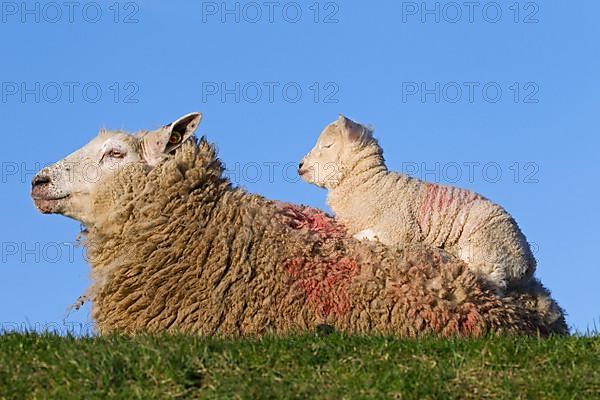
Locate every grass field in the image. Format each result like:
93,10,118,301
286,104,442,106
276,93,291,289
0,332,598,399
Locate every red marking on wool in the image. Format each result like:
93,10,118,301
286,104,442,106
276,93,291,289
418,184,438,226
285,256,360,317
459,304,484,336
418,184,482,228
438,186,448,211
275,202,359,317
276,202,347,238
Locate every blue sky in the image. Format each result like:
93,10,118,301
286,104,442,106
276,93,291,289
0,1,598,334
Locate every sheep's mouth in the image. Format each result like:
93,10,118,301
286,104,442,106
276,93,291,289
31,194,71,214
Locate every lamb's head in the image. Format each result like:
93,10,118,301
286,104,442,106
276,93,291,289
31,112,202,225
298,115,380,189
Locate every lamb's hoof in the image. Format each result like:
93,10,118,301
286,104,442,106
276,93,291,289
315,324,335,336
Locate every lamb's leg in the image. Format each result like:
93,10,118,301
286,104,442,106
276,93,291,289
455,219,536,295
455,242,508,294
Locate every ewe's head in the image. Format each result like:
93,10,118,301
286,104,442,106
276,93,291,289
298,115,377,189
31,112,202,225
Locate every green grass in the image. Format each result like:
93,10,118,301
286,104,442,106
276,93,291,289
0,332,598,399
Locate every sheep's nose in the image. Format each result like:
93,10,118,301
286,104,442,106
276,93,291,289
298,161,304,170
31,174,51,189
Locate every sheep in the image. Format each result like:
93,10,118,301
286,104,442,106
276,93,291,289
300,117,530,286
31,112,568,336
298,115,565,325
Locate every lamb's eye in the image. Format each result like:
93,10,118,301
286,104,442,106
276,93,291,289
322,143,334,149
107,149,125,158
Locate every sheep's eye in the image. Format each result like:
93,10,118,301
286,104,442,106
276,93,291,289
322,143,334,149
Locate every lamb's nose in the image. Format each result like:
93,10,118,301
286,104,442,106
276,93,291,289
298,161,304,170
31,174,51,189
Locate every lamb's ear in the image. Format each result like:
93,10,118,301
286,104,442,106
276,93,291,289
141,112,202,166
338,115,371,144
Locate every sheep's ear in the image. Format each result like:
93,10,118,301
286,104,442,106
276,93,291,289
141,112,202,166
338,115,370,144
163,112,202,152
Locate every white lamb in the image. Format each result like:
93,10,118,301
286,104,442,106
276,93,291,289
299,115,537,293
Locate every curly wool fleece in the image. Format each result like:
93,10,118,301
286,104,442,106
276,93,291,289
83,138,567,336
